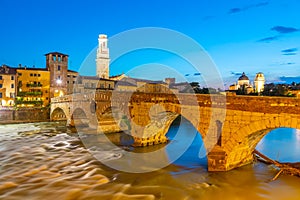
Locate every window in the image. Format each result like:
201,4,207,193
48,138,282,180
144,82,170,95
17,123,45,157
11,84,14,88
0,75,2,80
0,93,2,98
67,81,69,84
10,93,15,98
18,73,22,76
30,73,33,76
58,65,61,71
73,81,75,84
11,76,14,80
46,97,49,100
0,84,2,88
38,74,41,77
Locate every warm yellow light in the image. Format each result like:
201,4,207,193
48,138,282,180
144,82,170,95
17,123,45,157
59,90,64,97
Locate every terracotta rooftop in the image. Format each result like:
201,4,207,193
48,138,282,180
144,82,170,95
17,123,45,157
0,65,17,74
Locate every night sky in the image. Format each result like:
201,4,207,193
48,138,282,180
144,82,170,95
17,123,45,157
1,0,300,87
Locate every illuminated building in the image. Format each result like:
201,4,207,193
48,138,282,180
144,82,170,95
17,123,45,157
0,65,16,106
16,67,50,107
254,72,265,94
96,34,110,79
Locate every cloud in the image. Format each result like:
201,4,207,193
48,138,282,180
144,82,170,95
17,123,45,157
257,36,279,42
228,1,269,14
230,71,243,76
281,48,298,53
228,8,242,14
279,62,295,65
257,26,299,43
283,53,297,56
271,26,299,34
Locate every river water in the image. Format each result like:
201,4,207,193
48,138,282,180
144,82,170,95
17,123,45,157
1,120,300,200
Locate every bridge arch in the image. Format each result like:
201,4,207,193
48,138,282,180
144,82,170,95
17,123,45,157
130,102,210,149
71,107,89,127
51,107,68,121
166,115,208,167
224,115,300,168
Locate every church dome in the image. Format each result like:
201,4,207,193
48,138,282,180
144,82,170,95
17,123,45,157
238,72,249,81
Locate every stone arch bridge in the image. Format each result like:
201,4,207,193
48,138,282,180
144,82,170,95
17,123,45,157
51,91,300,171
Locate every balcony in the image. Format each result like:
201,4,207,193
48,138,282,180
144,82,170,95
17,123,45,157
15,100,43,106
17,91,43,97
26,83,43,88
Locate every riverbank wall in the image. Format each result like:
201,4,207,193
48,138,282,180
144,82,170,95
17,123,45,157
0,107,50,124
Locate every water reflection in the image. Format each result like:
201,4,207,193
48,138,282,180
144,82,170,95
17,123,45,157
165,117,207,172
256,128,300,162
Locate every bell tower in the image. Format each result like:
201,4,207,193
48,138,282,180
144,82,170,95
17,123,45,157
45,52,68,98
96,34,110,79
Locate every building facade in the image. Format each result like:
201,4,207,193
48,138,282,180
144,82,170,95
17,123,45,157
46,52,69,98
16,67,50,107
66,70,79,94
254,72,265,94
0,65,16,106
73,76,115,93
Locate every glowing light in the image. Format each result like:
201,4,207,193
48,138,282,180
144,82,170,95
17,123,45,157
56,79,62,84
59,90,64,97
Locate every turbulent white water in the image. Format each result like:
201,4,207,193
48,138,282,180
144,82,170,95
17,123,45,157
0,122,300,200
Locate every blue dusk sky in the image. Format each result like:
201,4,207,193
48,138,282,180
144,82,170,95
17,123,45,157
1,0,300,87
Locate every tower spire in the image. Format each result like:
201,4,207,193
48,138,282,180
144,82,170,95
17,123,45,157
96,34,110,79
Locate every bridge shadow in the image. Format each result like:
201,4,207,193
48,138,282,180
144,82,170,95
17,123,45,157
166,116,208,170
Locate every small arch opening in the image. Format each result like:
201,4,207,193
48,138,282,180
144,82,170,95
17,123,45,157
72,108,88,127
51,107,67,121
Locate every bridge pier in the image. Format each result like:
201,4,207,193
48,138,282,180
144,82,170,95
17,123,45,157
207,146,254,171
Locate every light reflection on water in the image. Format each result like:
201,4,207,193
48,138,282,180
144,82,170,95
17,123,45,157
0,121,300,200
